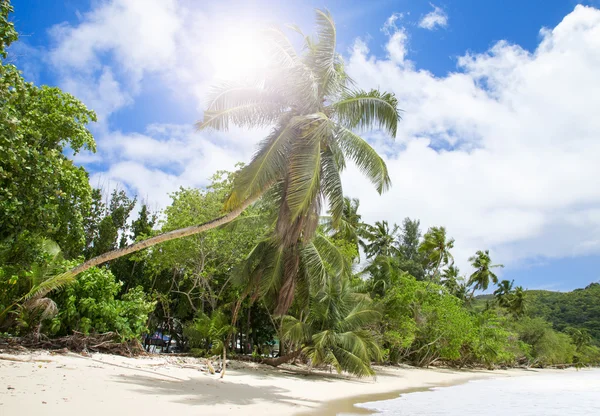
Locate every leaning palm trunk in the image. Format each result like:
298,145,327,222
261,349,303,367
67,194,261,278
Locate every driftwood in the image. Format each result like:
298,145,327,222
0,332,146,357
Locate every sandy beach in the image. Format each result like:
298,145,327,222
0,351,553,416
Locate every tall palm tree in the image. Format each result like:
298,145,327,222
467,250,503,293
418,226,454,281
65,10,401,283
361,220,400,259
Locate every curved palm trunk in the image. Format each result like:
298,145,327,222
68,195,262,277
261,348,303,367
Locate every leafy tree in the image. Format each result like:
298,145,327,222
50,266,155,341
398,218,421,261
84,189,136,259
1,1,96,260
467,250,503,293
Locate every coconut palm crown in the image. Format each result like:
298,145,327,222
197,9,400,248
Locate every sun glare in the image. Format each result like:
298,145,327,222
210,28,270,81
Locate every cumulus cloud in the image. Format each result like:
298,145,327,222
419,4,448,30
344,5,600,271
90,123,269,208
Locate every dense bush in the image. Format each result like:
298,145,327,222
50,266,155,341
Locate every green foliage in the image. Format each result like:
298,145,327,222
527,283,600,345
0,0,17,59
379,275,474,366
468,250,503,292
0,4,596,374
184,310,236,357
0,2,96,260
51,266,155,341
281,276,381,377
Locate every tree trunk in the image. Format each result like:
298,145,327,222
261,348,302,367
220,343,227,379
68,195,261,277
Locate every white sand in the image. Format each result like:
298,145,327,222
0,351,549,416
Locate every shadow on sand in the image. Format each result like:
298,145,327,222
114,372,320,410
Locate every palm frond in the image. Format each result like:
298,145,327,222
338,304,381,333
320,149,344,228
285,115,331,220
281,315,312,344
197,101,283,131
335,126,391,194
204,80,286,112
23,270,76,302
333,89,401,137
225,122,296,209
331,345,376,377
313,9,339,93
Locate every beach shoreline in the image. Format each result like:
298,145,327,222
0,351,569,416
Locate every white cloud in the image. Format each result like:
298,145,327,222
419,4,448,30
382,12,404,35
90,123,269,209
344,5,600,272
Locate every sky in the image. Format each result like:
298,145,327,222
8,0,600,291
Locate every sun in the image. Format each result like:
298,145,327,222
209,26,270,81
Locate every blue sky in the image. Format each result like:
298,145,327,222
8,0,600,291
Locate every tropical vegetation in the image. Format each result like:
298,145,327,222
1,1,599,377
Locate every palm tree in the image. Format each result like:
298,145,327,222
276,276,382,377
493,279,514,308
0,240,71,337
418,226,454,281
322,196,363,260
510,286,526,317
65,10,401,284
361,220,400,259
183,309,236,378
360,254,402,298
467,250,503,293
236,227,350,315
441,265,460,292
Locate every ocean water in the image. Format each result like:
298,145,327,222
357,369,600,416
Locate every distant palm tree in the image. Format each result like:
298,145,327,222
278,276,382,377
494,279,514,308
323,197,363,257
441,265,460,292
66,10,401,288
361,220,400,259
467,250,503,293
510,286,526,317
419,226,454,280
